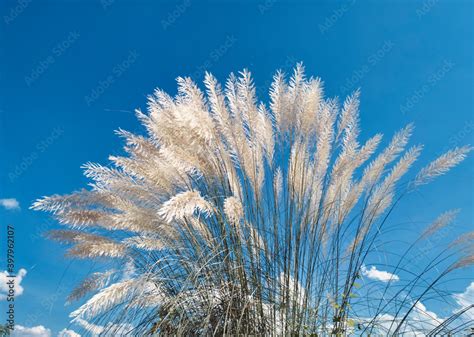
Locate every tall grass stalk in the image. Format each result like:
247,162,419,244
33,65,473,336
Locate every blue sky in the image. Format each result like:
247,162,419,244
0,0,473,335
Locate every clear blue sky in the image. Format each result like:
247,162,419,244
0,0,472,335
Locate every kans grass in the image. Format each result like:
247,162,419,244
33,65,473,336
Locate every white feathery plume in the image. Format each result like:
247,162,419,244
159,145,202,176
323,121,362,217
123,236,166,251
286,63,306,133
274,167,283,201
175,77,216,143
224,73,260,190
114,128,158,157
31,66,472,335
252,139,266,195
313,99,337,179
109,153,180,194
379,145,423,192
450,254,474,271
225,72,240,119
299,77,323,137
322,113,364,225
421,209,459,239
355,134,383,167
224,196,244,226
308,101,336,220
103,202,165,233
31,190,98,214
335,134,384,220
361,124,414,189
224,158,243,200
288,140,310,197
67,270,116,304
256,103,275,164
48,230,127,259
67,241,127,259
158,190,214,222
56,209,107,228
336,90,360,142
269,70,287,131
449,231,474,250
204,72,234,147
366,146,422,221
129,281,166,308
236,69,259,133
414,146,472,186
70,279,142,320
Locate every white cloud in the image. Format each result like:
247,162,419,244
57,329,81,337
0,198,20,210
0,268,27,300
361,264,399,282
356,301,441,336
410,301,442,332
11,325,51,337
453,281,474,319
453,281,474,307
6,325,79,337
74,318,132,336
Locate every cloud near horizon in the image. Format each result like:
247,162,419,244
453,281,474,319
0,268,27,300
361,265,400,282
58,328,81,337
0,198,20,210
9,326,80,337
11,325,51,337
